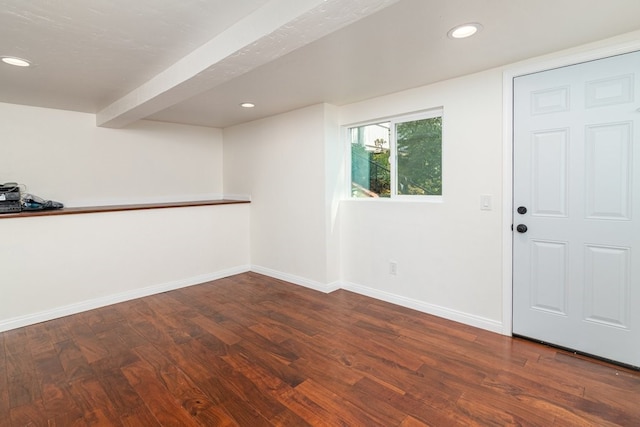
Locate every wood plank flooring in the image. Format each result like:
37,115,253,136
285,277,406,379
2,272,639,426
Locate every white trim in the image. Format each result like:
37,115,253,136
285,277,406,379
250,265,341,293
250,268,503,333
341,107,443,129
341,197,444,204
501,37,640,337
3,264,502,336
501,65,515,336
223,193,252,201
342,281,503,334
0,265,251,333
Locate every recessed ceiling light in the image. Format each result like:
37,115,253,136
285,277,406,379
1,56,31,67
447,23,483,39
240,102,255,108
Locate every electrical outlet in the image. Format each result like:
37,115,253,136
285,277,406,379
389,261,398,275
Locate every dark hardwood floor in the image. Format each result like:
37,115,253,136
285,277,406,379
2,272,639,426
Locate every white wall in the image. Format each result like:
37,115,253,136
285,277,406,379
336,31,640,334
0,103,249,332
0,205,250,331
6,31,637,334
323,103,346,285
1,102,223,206
339,69,505,332
223,104,338,289
221,80,504,331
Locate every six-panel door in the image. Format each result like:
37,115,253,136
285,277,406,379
513,51,640,367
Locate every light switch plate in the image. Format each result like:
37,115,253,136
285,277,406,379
480,194,492,211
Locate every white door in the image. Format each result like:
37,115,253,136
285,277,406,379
513,51,640,367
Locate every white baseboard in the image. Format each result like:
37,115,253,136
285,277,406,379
0,265,251,333
249,267,503,335
2,265,504,337
250,265,341,293
342,281,504,335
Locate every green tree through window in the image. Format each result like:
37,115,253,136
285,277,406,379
396,116,442,195
350,109,442,198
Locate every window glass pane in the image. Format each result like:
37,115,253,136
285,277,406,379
396,116,442,195
350,122,391,198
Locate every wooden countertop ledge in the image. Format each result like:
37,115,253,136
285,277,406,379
0,199,250,219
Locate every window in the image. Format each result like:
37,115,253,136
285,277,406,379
349,109,442,198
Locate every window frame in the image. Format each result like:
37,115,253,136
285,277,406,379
346,108,444,201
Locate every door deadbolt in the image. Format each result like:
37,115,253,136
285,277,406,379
517,206,527,215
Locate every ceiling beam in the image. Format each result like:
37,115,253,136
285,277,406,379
96,0,400,128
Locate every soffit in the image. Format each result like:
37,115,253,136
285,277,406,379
2,0,640,128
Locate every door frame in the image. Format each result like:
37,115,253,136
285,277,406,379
501,34,640,336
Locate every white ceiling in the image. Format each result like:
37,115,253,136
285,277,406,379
2,0,640,129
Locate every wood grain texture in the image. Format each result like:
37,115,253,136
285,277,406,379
2,272,639,426
0,199,249,219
